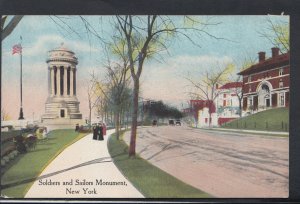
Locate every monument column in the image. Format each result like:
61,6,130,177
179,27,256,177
51,67,55,96
48,67,51,95
57,67,61,96
70,67,74,96
64,66,68,96
73,68,76,95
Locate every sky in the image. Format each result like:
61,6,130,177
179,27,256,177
1,15,289,120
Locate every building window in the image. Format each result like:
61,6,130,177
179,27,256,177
248,75,252,82
249,98,253,106
279,93,285,106
249,85,252,92
279,68,284,76
279,80,283,88
224,94,226,98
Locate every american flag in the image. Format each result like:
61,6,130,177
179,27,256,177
12,44,22,55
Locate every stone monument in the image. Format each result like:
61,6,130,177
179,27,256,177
41,43,83,127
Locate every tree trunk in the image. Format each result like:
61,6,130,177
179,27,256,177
89,107,92,128
114,111,120,140
1,15,24,41
129,79,139,157
88,99,92,129
119,110,123,129
238,93,243,117
110,110,113,126
126,111,129,129
239,97,242,117
208,101,212,128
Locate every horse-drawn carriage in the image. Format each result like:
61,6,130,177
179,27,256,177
13,126,48,153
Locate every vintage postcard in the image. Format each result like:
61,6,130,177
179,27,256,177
1,15,289,200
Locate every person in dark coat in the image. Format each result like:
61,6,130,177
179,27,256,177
75,124,80,132
92,125,98,140
98,123,104,141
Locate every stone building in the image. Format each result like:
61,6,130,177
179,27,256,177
41,43,83,126
238,47,290,113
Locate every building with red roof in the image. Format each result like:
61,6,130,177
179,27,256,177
238,47,289,112
189,100,216,121
184,100,216,127
216,81,243,125
218,82,243,90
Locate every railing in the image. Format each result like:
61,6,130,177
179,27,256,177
223,121,289,132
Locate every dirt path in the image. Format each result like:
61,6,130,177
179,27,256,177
123,126,288,198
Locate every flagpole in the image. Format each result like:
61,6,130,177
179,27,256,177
18,36,24,120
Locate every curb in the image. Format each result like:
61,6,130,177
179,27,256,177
201,127,289,136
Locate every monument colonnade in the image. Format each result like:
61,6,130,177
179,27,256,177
48,65,77,97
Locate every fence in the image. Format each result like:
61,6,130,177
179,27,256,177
222,120,289,132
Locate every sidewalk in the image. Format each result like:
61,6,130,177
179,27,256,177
25,129,144,198
201,127,289,136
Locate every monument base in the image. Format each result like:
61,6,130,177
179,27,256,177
41,118,85,130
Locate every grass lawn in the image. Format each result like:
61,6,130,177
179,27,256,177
1,129,88,198
108,131,211,198
222,107,289,132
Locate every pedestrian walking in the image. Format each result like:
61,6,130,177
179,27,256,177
75,124,79,132
92,124,98,140
98,123,104,141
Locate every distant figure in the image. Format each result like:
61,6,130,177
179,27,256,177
36,128,43,140
42,127,48,139
98,123,104,141
152,120,157,126
75,124,80,132
92,124,98,140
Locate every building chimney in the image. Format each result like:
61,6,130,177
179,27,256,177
271,47,280,58
258,52,266,62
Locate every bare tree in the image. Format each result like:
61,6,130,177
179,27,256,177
1,108,10,121
42,15,224,156
259,16,289,53
185,63,233,127
90,48,131,139
113,15,225,156
85,73,104,128
1,15,24,41
229,55,256,117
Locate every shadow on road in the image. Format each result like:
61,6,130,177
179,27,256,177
1,155,118,190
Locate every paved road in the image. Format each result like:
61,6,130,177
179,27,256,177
123,126,288,198
25,130,143,198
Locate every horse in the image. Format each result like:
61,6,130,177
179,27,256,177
24,135,37,150
13,135,27,153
